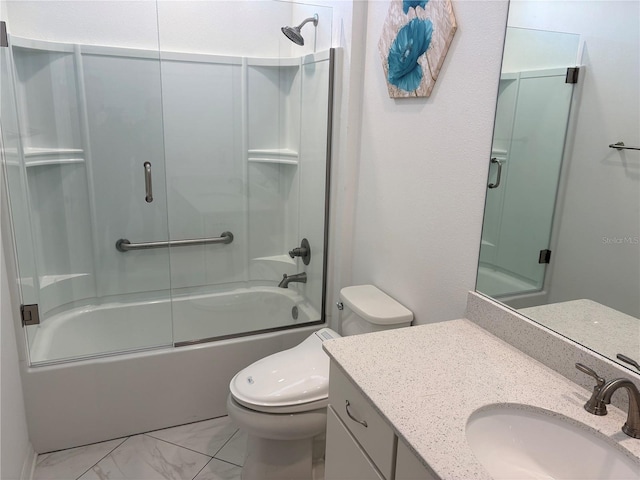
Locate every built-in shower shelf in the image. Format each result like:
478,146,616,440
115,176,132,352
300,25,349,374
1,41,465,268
248,148,299,165
24,148,85,167
20,273,90,289
252,254,297,266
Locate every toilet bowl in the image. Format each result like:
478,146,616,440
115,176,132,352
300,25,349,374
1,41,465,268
227,285,413,480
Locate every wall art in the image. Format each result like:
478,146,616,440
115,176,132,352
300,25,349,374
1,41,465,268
379,0,457,98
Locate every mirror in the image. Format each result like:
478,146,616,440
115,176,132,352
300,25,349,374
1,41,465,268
477,1,640,373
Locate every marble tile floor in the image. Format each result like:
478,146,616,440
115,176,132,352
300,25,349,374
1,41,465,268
33,416,246,480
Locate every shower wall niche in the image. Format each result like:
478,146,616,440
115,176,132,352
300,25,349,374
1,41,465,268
5,32,333,363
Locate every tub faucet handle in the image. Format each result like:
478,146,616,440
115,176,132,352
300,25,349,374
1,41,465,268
576,363,607,415
288,238,311,265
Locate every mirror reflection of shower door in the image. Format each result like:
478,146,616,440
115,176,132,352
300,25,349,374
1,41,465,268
478,67,576,298
2,15,174,365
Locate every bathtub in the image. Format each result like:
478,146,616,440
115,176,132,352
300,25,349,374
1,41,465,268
21,287,324,453
476,265,539,298
476,265,551,309
29,287,317,365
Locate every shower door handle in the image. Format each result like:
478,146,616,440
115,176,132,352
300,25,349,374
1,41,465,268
488,157,502,189
143,162,153,203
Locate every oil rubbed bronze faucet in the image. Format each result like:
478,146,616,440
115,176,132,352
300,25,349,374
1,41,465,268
278,272,307,289
576,363,640,438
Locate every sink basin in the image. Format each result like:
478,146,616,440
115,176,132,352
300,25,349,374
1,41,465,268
466,404,640,480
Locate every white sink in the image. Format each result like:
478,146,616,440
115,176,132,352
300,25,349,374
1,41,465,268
466,404,640,480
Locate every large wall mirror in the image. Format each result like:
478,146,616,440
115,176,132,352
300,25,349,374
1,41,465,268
477,1,640,373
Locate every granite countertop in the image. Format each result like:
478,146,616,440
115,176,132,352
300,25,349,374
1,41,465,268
323,319,640,479
520,299,640,367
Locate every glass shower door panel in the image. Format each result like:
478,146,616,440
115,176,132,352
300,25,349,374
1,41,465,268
298,54,331,318
495,70,574,291
2,3,174,364
479,77,518,267
159,58,245,344
1,37,38,329
78,51,173,357
156,2,333,344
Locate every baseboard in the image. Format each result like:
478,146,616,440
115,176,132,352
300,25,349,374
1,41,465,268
20,443,37,480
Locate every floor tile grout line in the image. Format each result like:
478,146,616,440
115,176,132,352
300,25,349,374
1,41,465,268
210,428,241,458
142,433,216,459
192,457,243,480
191,457,214,480
212,456,244,469
73,436,129,480
145,415,231,436
212,458,243,469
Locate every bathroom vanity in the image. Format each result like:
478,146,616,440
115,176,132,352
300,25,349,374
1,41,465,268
323,318,640,479
325,363,434,479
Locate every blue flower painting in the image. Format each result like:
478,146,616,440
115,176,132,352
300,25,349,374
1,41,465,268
387,18,433,92
403,1,428,14
378,0,457,98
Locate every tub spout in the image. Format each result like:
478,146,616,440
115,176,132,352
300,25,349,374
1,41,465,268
278,272,307,288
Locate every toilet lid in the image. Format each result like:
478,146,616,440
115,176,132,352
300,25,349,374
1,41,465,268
230,328,340,409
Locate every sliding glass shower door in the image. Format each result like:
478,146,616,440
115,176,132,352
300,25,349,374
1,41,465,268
1,0,334,364
155,1,333,345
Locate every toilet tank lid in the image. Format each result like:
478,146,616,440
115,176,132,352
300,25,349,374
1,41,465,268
340,285,413,325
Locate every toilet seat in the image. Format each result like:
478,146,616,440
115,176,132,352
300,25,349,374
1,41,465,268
232,396,328,414
229,328,340,414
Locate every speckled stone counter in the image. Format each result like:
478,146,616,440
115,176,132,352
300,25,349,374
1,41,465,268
323,319,640,479
520,299,640,369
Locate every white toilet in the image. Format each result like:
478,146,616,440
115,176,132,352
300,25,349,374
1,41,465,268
227,285,413,480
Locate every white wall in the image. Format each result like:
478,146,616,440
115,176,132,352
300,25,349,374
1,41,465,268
0,227,31,480
5,0,332,57
509,1,640,317
348,0,509,324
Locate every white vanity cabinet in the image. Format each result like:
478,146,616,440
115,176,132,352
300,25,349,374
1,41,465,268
325,362,437,480
325,407,386,480
395,440,439,480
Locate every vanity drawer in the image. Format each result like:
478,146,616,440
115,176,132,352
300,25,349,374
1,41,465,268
325,406,385,480
328,362,396,479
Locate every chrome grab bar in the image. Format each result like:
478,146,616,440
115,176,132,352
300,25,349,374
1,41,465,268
116,231,233,252
609,142,640,151
488,157,503,189
143,162,153,203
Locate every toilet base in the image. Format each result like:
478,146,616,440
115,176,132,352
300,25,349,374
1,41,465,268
242,436,314,480
227,395,327,480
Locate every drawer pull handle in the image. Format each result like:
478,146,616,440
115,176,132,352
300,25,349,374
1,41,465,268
345,400,368,428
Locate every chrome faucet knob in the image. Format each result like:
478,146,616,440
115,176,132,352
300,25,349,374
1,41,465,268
576,363,607,415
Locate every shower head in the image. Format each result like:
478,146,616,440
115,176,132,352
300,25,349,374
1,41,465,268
281,14,318,46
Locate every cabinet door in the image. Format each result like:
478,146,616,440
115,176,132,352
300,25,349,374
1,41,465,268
325,406,385,480
329,363,396,478
395,439,440,480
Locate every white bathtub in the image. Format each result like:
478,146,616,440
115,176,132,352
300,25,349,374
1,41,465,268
22,287,323,453
29,287,318,365
476,265,539,297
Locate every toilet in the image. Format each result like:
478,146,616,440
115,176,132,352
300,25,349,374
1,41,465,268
227,285,413,480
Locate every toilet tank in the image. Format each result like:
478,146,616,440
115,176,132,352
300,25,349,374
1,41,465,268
339,285,413,336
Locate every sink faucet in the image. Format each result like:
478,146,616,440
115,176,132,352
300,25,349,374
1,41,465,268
576,363,640,439
595,378,640,438
278,272,307,288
